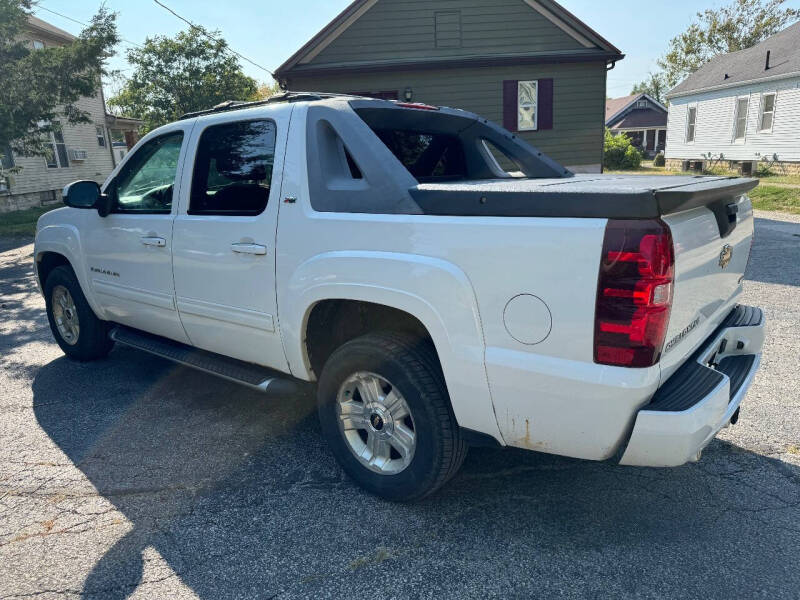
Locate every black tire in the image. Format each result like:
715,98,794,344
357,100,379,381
317,331,467,502
43,265,114,361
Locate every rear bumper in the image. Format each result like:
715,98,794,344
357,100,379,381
620,305,765,467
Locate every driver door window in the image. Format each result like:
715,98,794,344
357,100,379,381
114,132,184,213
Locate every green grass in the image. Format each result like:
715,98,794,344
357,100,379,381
604,162,800,214
606,165,681,176
0,205,58,237
749,184,800,214
758,174,800,186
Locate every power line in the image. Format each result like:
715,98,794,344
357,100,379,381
152,0,275,78
34,5,143,48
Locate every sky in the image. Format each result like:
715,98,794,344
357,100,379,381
30,0,800,100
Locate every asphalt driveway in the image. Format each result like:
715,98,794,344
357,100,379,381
1,211,799,599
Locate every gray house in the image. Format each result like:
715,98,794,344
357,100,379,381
275,0,624,173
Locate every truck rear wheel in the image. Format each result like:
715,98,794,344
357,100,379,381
317,331,466,502
44,265,114,361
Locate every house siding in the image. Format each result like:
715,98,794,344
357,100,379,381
7,92,114,198
308,0,584,66
289,60,607,169
1,23,117,212
665,75,800,163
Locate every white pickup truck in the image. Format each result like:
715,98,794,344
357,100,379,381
35,93,765,501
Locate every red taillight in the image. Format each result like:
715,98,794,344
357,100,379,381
594,219,675,368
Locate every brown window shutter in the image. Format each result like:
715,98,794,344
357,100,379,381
502,80,518,132
538,78,554,130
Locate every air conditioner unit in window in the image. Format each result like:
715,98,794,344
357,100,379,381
69,148,88,161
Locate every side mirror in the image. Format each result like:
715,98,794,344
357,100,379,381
63,180,100,208
62,180,113,217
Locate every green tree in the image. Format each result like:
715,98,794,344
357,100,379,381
109,28,258,132
658,0,800,88
0,0,119,156
631,72,667,105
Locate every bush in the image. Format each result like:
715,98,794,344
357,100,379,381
653,152,666,167
604,129,643,170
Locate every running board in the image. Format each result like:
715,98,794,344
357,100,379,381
109,326,303,394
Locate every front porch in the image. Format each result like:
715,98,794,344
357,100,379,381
611,128,666,158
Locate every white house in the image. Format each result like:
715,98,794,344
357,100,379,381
0,16,142,212
665,21,800,175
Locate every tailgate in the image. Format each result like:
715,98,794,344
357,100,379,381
658,187,756,379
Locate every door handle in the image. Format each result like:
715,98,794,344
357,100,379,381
140,236,166,247
231,243,267,256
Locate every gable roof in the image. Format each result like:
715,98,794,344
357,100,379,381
605,94,638,121
605,93,667,126
27,15,75,43
668,21,800,99
275,0,622,79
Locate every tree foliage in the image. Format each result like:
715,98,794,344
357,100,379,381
109,28,258,132
0,0,119,155
631,72,667,105
256,81,282,99
633,0,800,94
604,129,643,171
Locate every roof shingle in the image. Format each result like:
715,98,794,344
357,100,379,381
668,21,800,98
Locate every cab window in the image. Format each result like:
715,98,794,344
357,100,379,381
113,132,184,213
189,119,276,216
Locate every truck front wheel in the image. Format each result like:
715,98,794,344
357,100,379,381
44,265,114,361
317,331,466,501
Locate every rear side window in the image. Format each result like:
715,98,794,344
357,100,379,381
374,130,466,182
190,119,276,216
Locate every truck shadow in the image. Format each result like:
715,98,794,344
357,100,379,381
33,350,800,599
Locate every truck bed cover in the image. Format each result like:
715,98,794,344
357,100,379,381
408,174,758,220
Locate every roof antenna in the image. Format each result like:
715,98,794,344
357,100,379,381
765,50,771,70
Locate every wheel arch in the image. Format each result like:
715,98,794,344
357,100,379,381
280,251,504,443
36,251,71,290
34,225,106,319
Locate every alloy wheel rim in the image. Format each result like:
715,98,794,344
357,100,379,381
51,285,80,346
336,371,416,475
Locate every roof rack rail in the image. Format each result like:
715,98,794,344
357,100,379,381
178,91,370,120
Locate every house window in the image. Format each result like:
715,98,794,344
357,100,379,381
53,125,69,168
733,97,749,141
96,125,106,147
759,93,776,132
518,80,538,131
31,40,44,50
43,123,69,168
686,106,697,143
637,100,648,109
